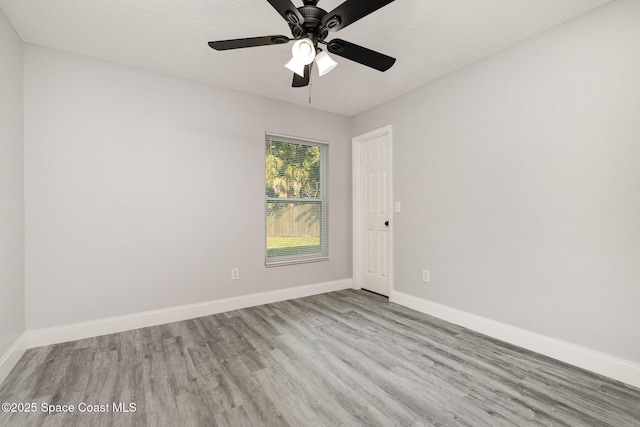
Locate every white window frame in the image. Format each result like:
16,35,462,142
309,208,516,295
265,133,329,266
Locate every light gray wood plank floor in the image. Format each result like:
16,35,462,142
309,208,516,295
1,290,639,426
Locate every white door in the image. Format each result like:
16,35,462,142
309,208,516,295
354,127,392,296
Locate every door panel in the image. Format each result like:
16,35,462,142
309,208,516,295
360,133,390,296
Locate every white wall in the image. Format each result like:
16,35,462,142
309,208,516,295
24,45,351,329
0,9,25,361
353,0,640,363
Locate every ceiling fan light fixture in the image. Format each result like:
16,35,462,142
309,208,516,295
291,38,316,65
209,0,398,89
285,57,306,77
316,50,337,76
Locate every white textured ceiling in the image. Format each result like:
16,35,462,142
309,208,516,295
0,0,613,116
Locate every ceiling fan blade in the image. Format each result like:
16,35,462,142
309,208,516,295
322,0,395,32
292,64,311,87
266,0,305,26
208,35,290,51
326,39,396,72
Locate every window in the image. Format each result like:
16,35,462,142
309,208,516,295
265,133,328,266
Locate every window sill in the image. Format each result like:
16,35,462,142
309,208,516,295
265,256,329,267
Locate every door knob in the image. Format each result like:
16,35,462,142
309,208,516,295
384,221,389,226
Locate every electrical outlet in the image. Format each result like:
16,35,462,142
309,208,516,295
422,269,430,283
231,268,240,280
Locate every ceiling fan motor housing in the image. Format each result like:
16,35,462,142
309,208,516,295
290,4,329,42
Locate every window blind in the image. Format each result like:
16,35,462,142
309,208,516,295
265,133,328,265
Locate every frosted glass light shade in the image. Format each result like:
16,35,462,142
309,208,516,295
285,57,306,77
316,51,337,76
291,39,315,65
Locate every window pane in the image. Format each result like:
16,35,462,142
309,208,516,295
266,141,321,199
266,201,322,259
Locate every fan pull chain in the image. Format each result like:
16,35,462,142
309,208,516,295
308,62,313,104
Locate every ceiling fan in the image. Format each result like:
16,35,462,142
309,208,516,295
208,0,396,88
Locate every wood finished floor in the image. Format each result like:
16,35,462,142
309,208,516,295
1,290,639,426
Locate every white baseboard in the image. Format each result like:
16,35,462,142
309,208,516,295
0,333,29,385
390,290,640,390
29,279,353,348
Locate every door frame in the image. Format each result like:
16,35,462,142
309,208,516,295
352,125,394,296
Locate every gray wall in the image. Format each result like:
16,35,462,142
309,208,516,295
0,10,25,357
353,0,640,363
24,45,351,329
